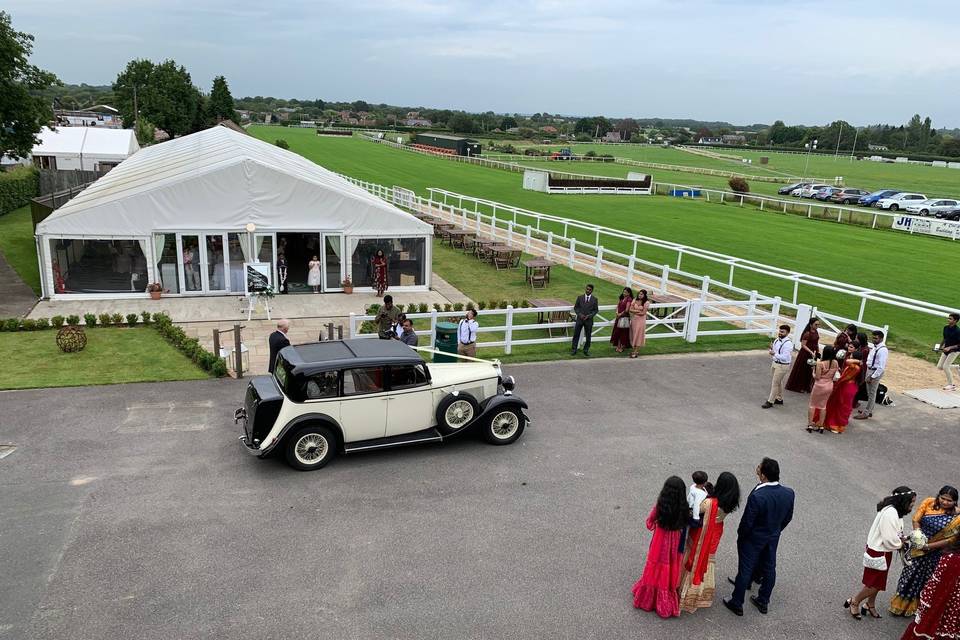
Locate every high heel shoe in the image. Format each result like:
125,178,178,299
817,426,825,434
844,599,862,620
861,604,882,619
806,424,815,433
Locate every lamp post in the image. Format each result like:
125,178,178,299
802,138,818,183
850,127,860,162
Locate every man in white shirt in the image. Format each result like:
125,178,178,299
855,330,888,420
457,309,480,359
762,325,793,409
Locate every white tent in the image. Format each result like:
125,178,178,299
36,126,432,299
31,126,139,171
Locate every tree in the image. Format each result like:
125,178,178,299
351,100,369,113
113,59,203,139
0,12,60,158
500,116,518,130
134,118,156,145
208,75,237,123
447,113,477,133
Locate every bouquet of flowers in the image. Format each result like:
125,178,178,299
900,529,929,565
910,529,928,548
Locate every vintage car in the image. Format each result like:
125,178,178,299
235,339,529,470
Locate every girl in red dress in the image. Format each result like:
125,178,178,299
632,476,688,618
372,249,388,296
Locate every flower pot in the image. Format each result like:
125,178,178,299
149,291,161,300
343,285,353,294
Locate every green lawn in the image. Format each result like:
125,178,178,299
0,326,211,390
0,205,41,294
250,126,956,356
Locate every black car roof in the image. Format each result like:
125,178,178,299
279,339,425,376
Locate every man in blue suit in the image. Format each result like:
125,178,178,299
723,457,795,616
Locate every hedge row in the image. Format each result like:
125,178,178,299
0,311,227,377
0,165,40,215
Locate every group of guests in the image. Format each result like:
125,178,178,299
568,284,652,358
763,320,889,434
845,485,960,639
631,458,795,619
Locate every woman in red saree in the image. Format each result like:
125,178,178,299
632,476,688,618
823,345,862,434
372,249,388,296
901,540,960,640
679,472,741,613
610,287,633,353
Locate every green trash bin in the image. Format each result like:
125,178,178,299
434,322,458,362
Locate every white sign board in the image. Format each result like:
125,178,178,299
522,170,549,193
891,216,960,240
244,262,272,294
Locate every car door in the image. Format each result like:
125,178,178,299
339,366,388,442
384,364,434,437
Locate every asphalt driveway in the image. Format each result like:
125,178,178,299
1,352,955,639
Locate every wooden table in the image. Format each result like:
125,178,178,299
473,237,496,261
529,297,572,335
434,224,456,244
523,258,556,284
649,293,686,318
446,229,474,249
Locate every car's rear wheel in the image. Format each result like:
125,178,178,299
285,425,336,471
436,393,479,435
920,209,929,216
889,204,899,211
483,407,525,445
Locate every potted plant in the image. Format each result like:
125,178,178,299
146,282,165,300
342,275,353,294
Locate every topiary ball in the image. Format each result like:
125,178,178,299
56,325,87,353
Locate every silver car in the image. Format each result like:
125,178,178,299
904,198,960,217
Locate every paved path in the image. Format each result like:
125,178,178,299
0,352,954,639
0,248,37,318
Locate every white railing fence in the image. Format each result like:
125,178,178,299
348,298,782,354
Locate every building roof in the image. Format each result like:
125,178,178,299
36,125,432,238
32,126,139,160
417,133,475,142
216,119,249,135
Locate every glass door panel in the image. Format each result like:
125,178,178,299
226,232,247,293
324,234,343,291
255,233,276,290
155,233,180,293
180,234,202,292
204,233,227,293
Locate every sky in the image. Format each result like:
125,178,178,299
7,0,960,127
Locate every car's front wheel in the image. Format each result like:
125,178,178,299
889,204,899,211
483,407,525,445
920,209,929,216
436,393,480,435
285,425,337,471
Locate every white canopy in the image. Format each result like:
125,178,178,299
36,125,430,238
33,126,139,162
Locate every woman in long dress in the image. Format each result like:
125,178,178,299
372,249,388,296
890,487,960,617
610,287,633,353
786,317,820,392
901,538,960,639
823,341,863,434
307,255,322,293
632,476,687,618
628,290,651,359
808,345,838,432
678,472,741,614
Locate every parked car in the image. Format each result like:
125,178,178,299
814,187,842,201
235,339,529,470
935,208,960,221
778,182,810,195
858,190,901,206
904,198,960,217
797,184,832,198
829,188,871,205
875,192,927,211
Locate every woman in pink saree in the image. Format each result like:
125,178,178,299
632,476,688,618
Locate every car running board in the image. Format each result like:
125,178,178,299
344,427,444,454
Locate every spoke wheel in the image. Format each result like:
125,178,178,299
444,399,475,429
484,407,524,445
285,425,336,471
294,433,328,465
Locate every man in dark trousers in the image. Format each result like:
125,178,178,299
267,319,290,374
570,284,599,356
723,457,795,616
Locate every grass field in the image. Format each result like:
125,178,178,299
0,326,211,390
0,205,41,294
251,126,957,356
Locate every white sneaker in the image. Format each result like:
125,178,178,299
944,384,957,391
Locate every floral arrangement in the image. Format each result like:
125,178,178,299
909,529,928,548
342,275,352,286
146,282,164,293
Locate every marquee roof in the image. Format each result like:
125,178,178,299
32,126,139,160
36,126,431,238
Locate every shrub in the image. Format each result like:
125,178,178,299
21,319,37,331
443,303,453,312
452,302,464,312
111,313,124,325
433,303,442,312
585,150,597,158
465,301,475,310
417,303,429,313
51,315,65,328
4,318,19,331
98,313,112,326
0,165,39,216
477,301,487,310
394,304,404,313
83,313,97,327
275,138,289,149
64,314,79,326
35,318,50,330
511,299,522,308
488,300,500,311
141,311,151,323
126,313,139,327
0,318,8,332
498,300,509,309
211,358,228,377
367,303,381,315
522,299,531,307
728,177,750,193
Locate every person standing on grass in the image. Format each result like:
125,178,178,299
937,313,960,391
458,309,480,359
268,319,290,374
762,325,793,409
610,287,633,354
855,330,888,420
629,289,651,359
570,284,598,357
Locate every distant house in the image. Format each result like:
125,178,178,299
235,110,253,122
337,110,353,121
358,118,377,127
30,126,139,172
604,131,622,143
403,117,432,127
698,136,722,144
722,134,746,145
506,127,520,134
541,125,558,134
216,119,249,136
868,143,889,151
406,111,421,118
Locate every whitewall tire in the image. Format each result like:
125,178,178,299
284,425,336,471
436,393,479,435
483,407,525,445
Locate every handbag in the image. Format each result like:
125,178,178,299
863,551,888,571
617,316,630,329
